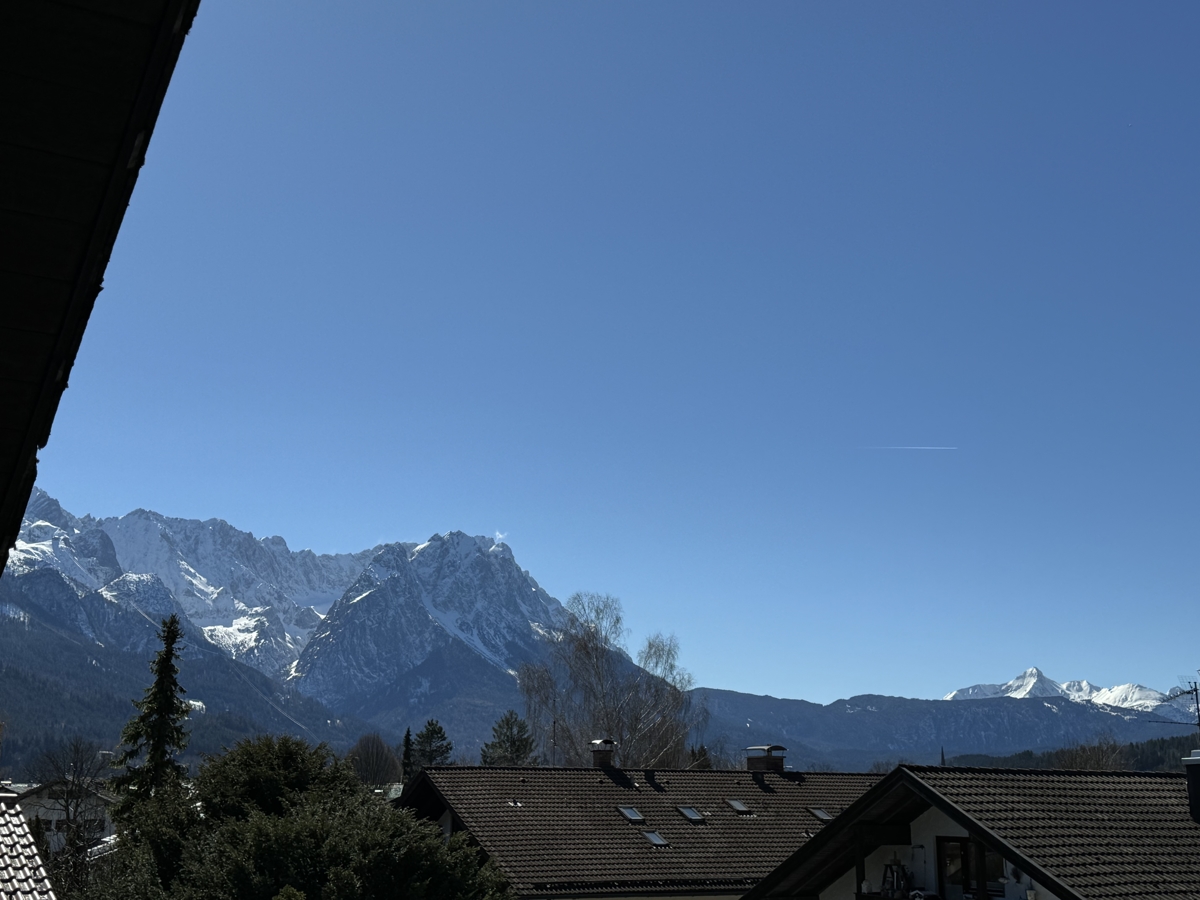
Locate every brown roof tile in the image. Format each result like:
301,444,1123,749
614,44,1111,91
405,767,879,897
909,766,1200,900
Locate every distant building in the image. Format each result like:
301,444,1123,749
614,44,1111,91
398,743,878,900
0,785,56,900
9,781,117,856
744,756,1200,900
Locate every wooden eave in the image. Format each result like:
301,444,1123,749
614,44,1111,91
0,0,203,572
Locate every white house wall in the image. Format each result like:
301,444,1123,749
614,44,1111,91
818,806,1061,900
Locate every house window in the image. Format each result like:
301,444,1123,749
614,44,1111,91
937,838,1004,900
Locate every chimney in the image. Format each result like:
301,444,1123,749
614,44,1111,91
591,738,618,768
1183,750,1200,822
745,745,787,774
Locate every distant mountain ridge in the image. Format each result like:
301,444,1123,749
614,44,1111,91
944,666,1196,723
5,489,1194,770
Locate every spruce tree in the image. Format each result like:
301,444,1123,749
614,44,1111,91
109,614,195,891
113,614,191,801
400,727,414,781
480,710,536,766
412,719,453,775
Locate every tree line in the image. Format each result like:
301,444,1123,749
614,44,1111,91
39,615,511,900
32,589,715,897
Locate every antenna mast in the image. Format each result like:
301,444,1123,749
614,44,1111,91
1176,674,1200,734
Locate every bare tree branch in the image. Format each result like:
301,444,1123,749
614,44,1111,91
519,592,705,768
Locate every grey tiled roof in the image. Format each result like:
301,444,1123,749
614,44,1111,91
0,800,55,900
405,767,879,897
909,766,1200,900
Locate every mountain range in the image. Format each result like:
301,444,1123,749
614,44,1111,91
945,666,1194,716
2,489,1194,775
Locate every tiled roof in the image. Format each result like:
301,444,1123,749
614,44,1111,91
909,766,1200,900
0,799,55,900
405,767,878,897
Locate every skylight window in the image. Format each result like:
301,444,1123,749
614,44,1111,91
618,806,645,824
808,807,834,822
643,831,669,846
725,799,752,814
677,806,705,823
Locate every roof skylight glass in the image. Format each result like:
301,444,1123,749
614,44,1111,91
643,831,669,846
618,806,645,824
677,806,705,823
725,799,751,814
809,807,834,821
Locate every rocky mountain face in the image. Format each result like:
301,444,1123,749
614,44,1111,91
5,490,570,759
10,489,379,677
291,532,568,742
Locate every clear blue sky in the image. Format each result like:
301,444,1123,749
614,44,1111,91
39,2,1199,704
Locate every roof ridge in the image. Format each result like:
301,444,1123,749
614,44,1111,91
904,764,1185,777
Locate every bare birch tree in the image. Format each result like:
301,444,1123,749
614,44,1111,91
518,592,704,768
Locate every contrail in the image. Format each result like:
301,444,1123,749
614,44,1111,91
860,446,958,450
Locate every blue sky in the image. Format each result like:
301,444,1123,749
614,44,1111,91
39,2,1199,703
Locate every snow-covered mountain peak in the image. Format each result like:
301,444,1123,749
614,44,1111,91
945,667,1189,721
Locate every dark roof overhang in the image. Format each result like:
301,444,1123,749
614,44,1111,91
0,0,203,573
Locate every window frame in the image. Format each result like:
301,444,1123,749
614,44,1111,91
936,837,1005,900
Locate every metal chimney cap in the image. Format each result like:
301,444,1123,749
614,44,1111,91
591,738,618,748
745,745,787,755
1182,750,1200,765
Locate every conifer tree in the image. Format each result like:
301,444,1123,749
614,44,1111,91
480,710,536,766
412,719,453,775
400,727,414,781
109,614,195,892
113,614,191,801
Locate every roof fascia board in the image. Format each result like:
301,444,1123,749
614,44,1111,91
0,0,201,570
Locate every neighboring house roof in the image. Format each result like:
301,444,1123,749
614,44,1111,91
0,794,55,900
399,766,879,898
14,780,119,808
0,0,202,573
747,765,1200,900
